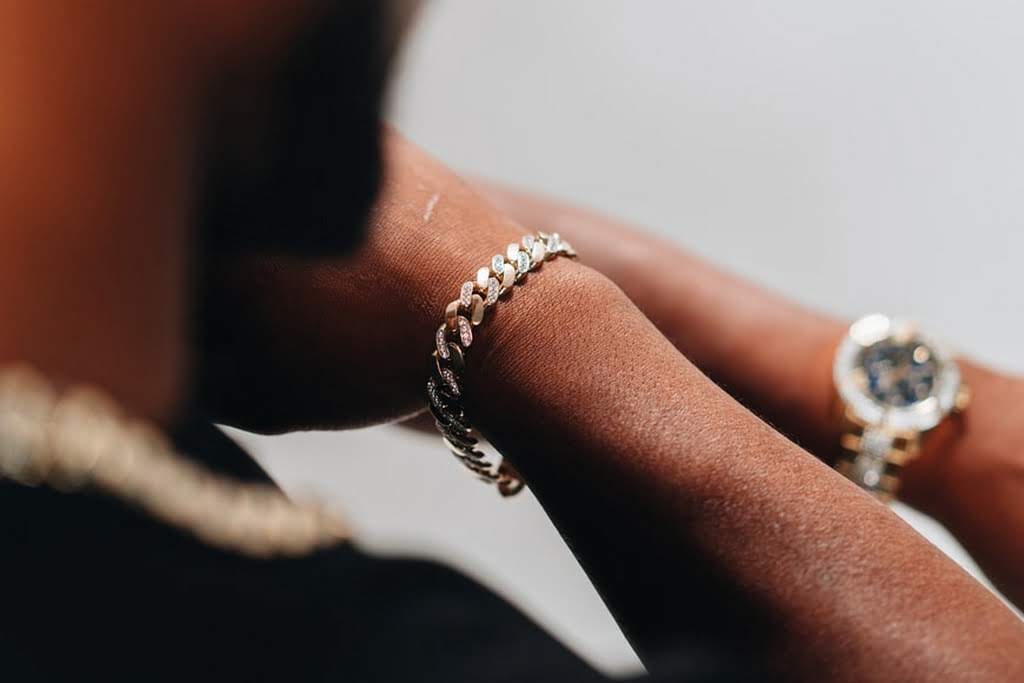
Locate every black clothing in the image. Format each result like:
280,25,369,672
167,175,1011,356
1,420,742,681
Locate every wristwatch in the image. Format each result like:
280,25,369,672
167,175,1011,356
832,314,969,501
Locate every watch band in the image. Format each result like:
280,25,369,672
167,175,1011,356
830,314,969,503
834,409,921,501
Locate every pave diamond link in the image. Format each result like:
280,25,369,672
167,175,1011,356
438,368,460,397
434,325,450,360
859,427,893,460
516,250,531,275
835,418,920,501
426,230,577,497
851,427,895,491
456,317,473,348
485,277,500,306
459,281,474,308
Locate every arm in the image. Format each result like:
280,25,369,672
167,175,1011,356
475,180,1024,611
474,181,846,456
201,134,1024,679
473,263,1022,679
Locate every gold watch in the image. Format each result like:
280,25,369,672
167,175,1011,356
832,314,969,501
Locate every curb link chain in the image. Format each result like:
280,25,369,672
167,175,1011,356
426,231,576,497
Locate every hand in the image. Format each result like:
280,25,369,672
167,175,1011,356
477,180,1024,609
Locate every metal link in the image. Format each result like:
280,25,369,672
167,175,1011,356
426,231,575,497
0,365,348,556
835,415,921,501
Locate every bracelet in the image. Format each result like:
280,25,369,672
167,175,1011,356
426,231,576,496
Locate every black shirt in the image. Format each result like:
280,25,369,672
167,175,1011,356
0,420,744,681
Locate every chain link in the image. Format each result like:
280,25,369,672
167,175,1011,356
0,366,349,556
426,231,576,496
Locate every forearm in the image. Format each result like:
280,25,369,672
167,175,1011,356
201,135,535,431
465,260,1023,679
474,182,1024,610
205,137,1024,676
474,182,845,456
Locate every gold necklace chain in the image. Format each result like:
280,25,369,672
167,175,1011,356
0,365,348,557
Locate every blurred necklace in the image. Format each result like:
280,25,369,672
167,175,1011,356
0,365,348,557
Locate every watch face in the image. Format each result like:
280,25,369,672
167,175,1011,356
858,338,939,408
834,314,960,430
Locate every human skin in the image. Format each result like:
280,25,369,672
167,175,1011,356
202,133,1024,679
475,182,1024,611
0,1,326,423
2,3,1022,679
0,2,200,421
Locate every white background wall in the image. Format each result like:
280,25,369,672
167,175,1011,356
236,2,1024,677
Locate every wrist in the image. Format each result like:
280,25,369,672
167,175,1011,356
898,364,1024,520
464,258,620,394
459,258,660,469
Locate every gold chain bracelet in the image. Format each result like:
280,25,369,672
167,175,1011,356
0,366,348,557
426,231,576,496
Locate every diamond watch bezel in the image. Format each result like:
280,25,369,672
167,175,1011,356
833,313,961,431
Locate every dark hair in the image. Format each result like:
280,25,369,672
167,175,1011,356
198,1,404,258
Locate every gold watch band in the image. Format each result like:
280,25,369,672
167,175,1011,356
830,315,971,502
834,408,922,502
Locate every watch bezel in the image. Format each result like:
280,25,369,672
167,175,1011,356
833,313,961,431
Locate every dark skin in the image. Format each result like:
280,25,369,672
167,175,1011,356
475,182,1024,611
205,134,1024,679
2,2,1022,680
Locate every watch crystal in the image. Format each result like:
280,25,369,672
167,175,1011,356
857,339,939,408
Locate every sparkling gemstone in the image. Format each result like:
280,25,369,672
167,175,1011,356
459,281,474,308
531,240,546,264
547,233,562,253
435,325,450,360
506,243,520,261
491,254,505,275
457,316,473,347
427,377,458,413
426,377,443,407
485,277,500,305
516,250,531,274
860,428,892,459
852,452,886,489
439,368,460,397
521,234,535,251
